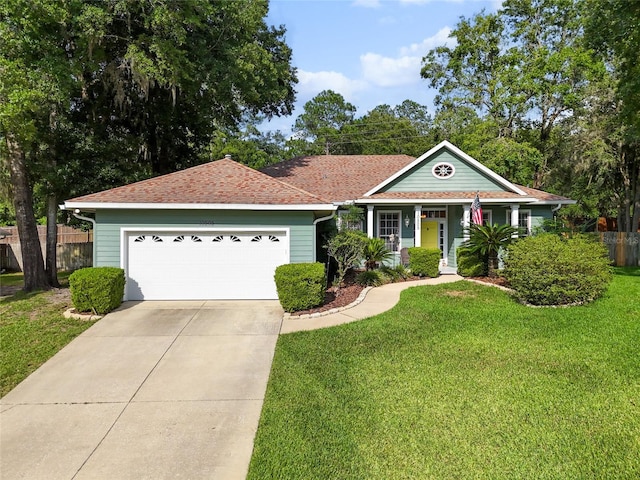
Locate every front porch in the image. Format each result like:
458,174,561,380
355,202,543,269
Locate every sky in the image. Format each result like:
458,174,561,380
262,0,502,134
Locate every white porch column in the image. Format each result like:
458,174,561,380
367,205,374,238
462,205,471,240
414,205,422,247
510,205,520,238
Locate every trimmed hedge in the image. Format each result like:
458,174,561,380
456,247,486,277
274,263,326,313
503,234,612,306
69,267,126,314
408,247,441,277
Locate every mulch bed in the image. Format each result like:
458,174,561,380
469,276,509,287
292,270,433,316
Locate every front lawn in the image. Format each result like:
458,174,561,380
0,273,97,397
249,268,640,479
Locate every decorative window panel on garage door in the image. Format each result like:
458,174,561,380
125,230,289,300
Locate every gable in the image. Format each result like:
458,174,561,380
380,150,509,193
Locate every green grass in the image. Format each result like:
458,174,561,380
249,268,640,479
0,272,96,397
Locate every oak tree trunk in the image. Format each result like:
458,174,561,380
6,135,49,292
45,194,60,287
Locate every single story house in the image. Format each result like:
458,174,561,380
62,141,573,301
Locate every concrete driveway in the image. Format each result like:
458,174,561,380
0,300,283,480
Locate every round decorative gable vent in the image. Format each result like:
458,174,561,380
432,162,455,179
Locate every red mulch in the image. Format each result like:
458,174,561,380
469,276,509,287
294,282,365,316
292,270,424,316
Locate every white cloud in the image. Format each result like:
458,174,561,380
399,27,454,55
297,70,368,102
360,27,454,87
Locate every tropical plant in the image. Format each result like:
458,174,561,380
356,270,386,287
462,223,518,277
363,237,393,270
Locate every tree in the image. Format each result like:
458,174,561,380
584,0,640,231
585,0,640,136
293,90,356,154
1,0,297,290
421,0,604,188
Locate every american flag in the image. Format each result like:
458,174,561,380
471,193,483,225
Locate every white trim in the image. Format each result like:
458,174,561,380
462,205,471,240
377,210,402,252
413,205,422,247
363,140,528,197
367,205,374,239
63,202,336,212
355,197,537,205
120,227,291,301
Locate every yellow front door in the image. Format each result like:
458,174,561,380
421,220,438,249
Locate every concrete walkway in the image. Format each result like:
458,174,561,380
0,300,283,480
281,274,463,333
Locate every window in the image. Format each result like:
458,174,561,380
482,210,492,226
378,211,400,252
431,162,455,179
421,210,447,219
506,209,531,235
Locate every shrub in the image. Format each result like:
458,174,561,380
69,267,126,315
326,230,368,287
503,234,612,306
456,247,486,277
363,237,393,270
356,270,386,287
408,247,441,277
274,263,326,313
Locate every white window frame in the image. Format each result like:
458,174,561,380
431,162,456,179
482,209,492,226
378,210,401,252
506,209,531,235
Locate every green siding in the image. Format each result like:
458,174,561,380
94,209,316,267
383,150,507,193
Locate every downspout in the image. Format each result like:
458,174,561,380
72,209,97,267
313,212,336,287
313,213,335,262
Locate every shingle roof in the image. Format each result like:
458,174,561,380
262,155,572,204
67,158,331,205
261,154,416,202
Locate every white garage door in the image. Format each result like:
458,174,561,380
125,230,288,300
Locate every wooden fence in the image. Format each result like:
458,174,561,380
0,225,93,245
599,232,640,267
1,243,93,272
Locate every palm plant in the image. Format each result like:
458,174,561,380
364,237,393,270
462,223,518,277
